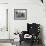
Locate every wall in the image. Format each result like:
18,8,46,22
8,0,46,45
0,0,8,3
0,4,9,39
8,0,42,36
0,0,13,46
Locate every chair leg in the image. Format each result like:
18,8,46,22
30,39,34,46
20,41,21,45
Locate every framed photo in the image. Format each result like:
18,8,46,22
14,9,27,20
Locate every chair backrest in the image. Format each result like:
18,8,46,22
27,23,40,35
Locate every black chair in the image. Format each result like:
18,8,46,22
19,23,40,46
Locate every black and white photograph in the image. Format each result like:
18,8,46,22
0,0,46,46
14,9,27,20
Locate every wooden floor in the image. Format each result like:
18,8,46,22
0,39,14,43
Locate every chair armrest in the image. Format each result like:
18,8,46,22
19,31,27,41
22,31,28,35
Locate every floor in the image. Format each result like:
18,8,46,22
0,43,13,46
19,41,43,46
0,41,43,46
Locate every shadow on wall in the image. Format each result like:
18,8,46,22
40,25,45,46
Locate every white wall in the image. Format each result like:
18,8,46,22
8,0,46,46
0,4,9,39
0,1,13,46
0,0,8,3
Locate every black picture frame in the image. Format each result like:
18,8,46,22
14,9,27,20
